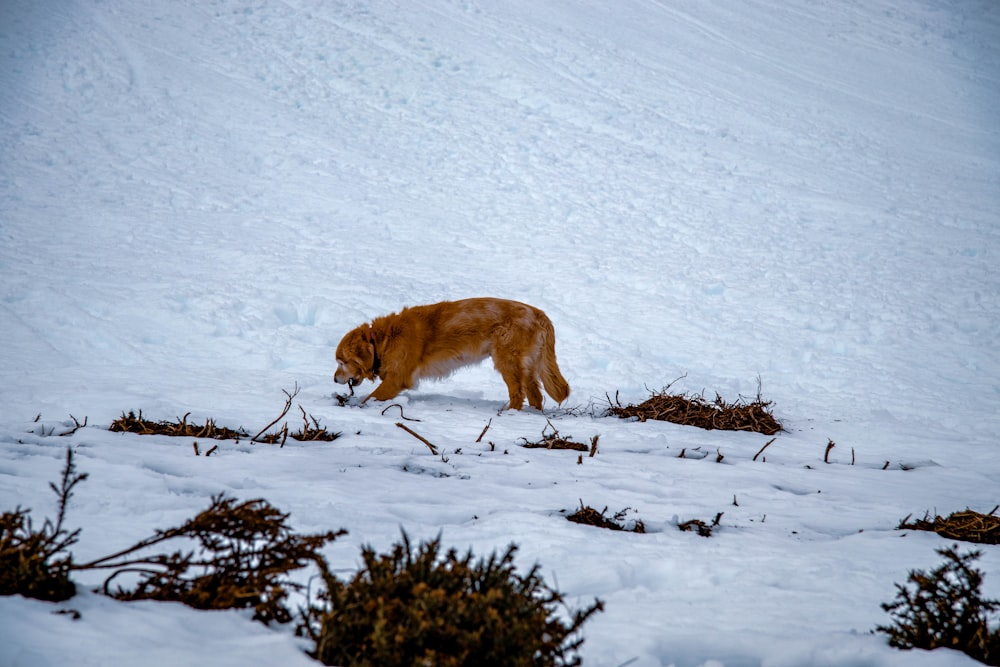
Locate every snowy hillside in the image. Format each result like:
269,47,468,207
1,0,999,665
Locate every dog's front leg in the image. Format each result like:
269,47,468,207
362,377,406,404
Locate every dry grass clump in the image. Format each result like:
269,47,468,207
878,546,1000,665
255,406,343,445
521,421,597,453
566,503,645,533
110,387,341,446
607,383,782,435
110,410,248,440
899,508,1000,545
301,533,603,667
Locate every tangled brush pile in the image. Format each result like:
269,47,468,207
608,386,782,435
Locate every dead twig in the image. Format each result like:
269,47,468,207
476,419,492,443
381,403,420,421
824,439,836,464
252,384,300,443
396,422,438,455
58,415,88,437
753,437,776,462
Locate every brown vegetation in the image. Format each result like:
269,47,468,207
566,503,645,533
521,421,597,453
899,508,1000,545
109,386,340,446
879,546,1000,665
607,384,782,435
0,449,85,602
301,533,603,666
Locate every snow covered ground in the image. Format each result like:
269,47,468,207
1,0,999,665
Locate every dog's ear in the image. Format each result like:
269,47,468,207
366,324,376,345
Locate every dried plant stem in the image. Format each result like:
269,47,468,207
58,415,88,436
476,419,492,443
395,422,438,455
753,437,776,462
824,439,836,463
252,384,299,443
381,403,420,421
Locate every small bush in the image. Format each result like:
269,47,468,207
88,495,345,625
878,546,1000,665
1,449,344,624
302,533,603,667
0,449,85,602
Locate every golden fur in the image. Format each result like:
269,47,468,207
334,298,570,410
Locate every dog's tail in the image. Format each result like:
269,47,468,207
539,317,570,403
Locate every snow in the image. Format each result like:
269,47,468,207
1,0,998,665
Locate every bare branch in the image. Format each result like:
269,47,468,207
395,422,438,455
753,437,776,462
252,384,300,443
475,419,492,443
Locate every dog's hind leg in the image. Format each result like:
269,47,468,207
523,371,544,410
494,358,526,410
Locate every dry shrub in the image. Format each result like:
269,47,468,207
302,533,603,667
521,421,595,452
566,503,645,533
110,410,248,440
0,449,85,602
85,495,345,624
1,450,345,623
254,407,343,445
900,508,1000,545
678,512,724,538
607,384,782,435
878,546,1000,664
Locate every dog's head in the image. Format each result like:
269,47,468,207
334,325,377,387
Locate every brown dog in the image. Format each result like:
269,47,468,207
334,298,569,410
